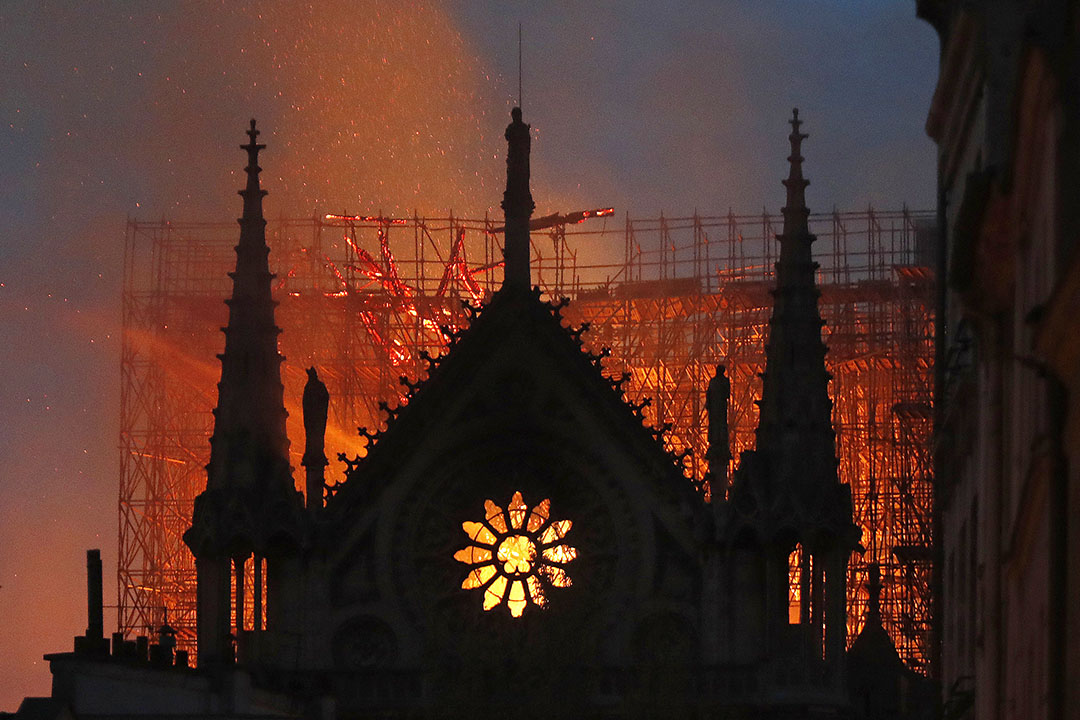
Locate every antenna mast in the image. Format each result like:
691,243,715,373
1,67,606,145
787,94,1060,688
518,23,523,109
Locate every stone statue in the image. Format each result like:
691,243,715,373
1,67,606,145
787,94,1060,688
302,367,329,509
303,367,329,464
502,107,534,215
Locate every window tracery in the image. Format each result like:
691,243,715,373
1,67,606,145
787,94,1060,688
454,491,577,617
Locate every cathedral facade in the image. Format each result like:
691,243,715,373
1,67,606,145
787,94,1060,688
27,110,928,720
176,108,884,717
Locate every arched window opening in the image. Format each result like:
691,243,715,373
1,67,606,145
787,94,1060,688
229,554,267,633
231,556,246,633
819,567,827,659
254,556,266,631
788,543,818,627
787,544,805,624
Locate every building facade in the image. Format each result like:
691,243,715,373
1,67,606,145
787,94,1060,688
918,2,1080,718
18,108,932,719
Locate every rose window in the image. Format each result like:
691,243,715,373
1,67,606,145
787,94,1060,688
454,491,577,617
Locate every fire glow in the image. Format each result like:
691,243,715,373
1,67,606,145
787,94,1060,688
120,208,933,673
455,492,577,618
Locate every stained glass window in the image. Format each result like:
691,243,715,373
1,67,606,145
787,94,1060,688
454,491,577,617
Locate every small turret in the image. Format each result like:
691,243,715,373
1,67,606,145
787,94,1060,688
848,563,937,717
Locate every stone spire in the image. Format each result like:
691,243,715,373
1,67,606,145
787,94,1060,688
753,108,838,504
184,120,301,668
714,112,858,678
501,107,535,290
204,119,291,497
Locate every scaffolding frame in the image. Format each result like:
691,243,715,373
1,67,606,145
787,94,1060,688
119,207,934,672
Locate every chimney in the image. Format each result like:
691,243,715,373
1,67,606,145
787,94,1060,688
86,549,103,641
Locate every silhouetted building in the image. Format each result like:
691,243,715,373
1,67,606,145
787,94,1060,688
19,108,932,720
919,2,1080,719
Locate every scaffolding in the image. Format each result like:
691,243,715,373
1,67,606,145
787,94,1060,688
119,207,935,673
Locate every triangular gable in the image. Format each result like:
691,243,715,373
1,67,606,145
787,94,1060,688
326,287,703,557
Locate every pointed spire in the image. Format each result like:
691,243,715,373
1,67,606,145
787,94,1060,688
205,119,290,494
751,110,842,510
717,113,858,672
501,107,534,290
185,121,300,669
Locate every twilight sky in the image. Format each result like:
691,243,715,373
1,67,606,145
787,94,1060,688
0,0,938,707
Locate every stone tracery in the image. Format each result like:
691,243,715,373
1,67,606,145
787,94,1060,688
455,491,577,617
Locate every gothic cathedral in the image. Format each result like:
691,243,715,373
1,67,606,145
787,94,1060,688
180,109,923,719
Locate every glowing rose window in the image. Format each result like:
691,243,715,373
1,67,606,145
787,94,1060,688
454,491,577,617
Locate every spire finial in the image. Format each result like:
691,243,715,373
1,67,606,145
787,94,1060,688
239,119,267,222
781,108,810,236
242,119,264,167
788,107,807,154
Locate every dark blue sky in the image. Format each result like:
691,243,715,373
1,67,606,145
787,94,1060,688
0,0,938,706
449,0,938,214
